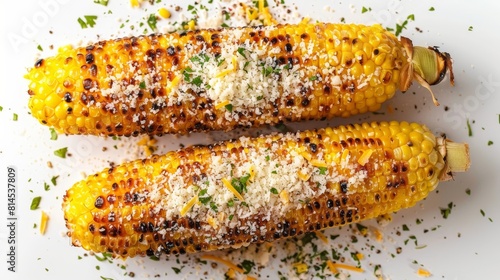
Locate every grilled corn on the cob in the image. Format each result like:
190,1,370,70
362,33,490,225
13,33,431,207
27,23,453,136
63,121,469,257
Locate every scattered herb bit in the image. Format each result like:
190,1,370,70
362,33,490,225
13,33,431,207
488,140,493,146
209,201,218,212
37,45,43,51
429,7,435,11
388,14,415,36
139,81,146,89
225,103,233,112
228,214,234,220
402,224,410,231
468,26,474,31
172,267,182,274
466,118,473,136
466,188,471,195
309,75,318,81
440,202,453,219
416,218,422,225
99,277,114,280
147,14,158,31
361,6,371,13
480,209,485,217
318,167,327,175
231,174,250,194
51,175,59,186
44,182,50,191
95,252,113,262
265,155,270,161
30,196,42,210
241,260,255,274
237,47,247,58
198,189,212,205
33,223,37,228
13,113,18,121
227,199,234,207
270,187,279,194
0,105,3,111
191,76,203,87
49,128,58,140
149,255,160,261
54,147,68,158
78,15,98,29
96,266,101,270
94,0,109,6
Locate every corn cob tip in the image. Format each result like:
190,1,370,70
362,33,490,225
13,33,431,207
400,37,454,106
438,137,470,181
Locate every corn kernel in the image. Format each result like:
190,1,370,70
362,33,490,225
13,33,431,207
158,8,171,19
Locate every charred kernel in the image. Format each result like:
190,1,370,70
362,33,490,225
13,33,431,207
340,180,348,193
85,53,95,64
167,46,175,56
98,226,107,236
89,64,98,76
342,197,348,205
324,85,331,94
313,201,321,209
285,43,293,52
270,37,278,45
139,222,147,233
34,58,44,67
146,249,154,256
392,164,399,173
374,49,380,55
301,98,310,107
66,107,73,114
89,224,95,233
326,199,334,208
300,33,308,39
108,225,118,237
195,35,205,42
107,212,116,222
309,143,317,153
94,196,105,208
83,79,93,90
111,183,118,190
63,92,73,102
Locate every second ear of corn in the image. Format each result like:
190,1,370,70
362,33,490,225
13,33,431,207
28,23,423,136
62,121,469,258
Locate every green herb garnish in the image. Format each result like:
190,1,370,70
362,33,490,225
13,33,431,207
30,196,41,210
270,187,278,194
54,147,68,158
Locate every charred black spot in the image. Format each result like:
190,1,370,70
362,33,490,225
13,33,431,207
340,180,348,193
85,53,95,64
94,196,105,208
167,46,175,56
285,43,293,52
64,92,73,103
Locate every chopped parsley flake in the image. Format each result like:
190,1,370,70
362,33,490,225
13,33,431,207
0,105,3,111
270,187,279,194
44,182,50,191
139,81,146,89
13,113,18,121
93,0,109,6
488,140,493,146
466,188,471,195
318,167,327,175
440,202,454,219
37,45,43,51
147,14,158,31
49,128,58,140
241,260,255,274
361,6,371,13
429,6,435,11
172,267,182,274
402,224,410,231
237,47,247,58
466,118,473,136
77,15,98,29
468,26,474,31
30,196,42,210
54,147,68,158
224,103,233,112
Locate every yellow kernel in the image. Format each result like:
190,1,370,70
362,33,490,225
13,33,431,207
357,149,373,166
40,211,49,235
158,8,171,19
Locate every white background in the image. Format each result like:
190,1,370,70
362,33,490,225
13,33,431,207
1,0,499,279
